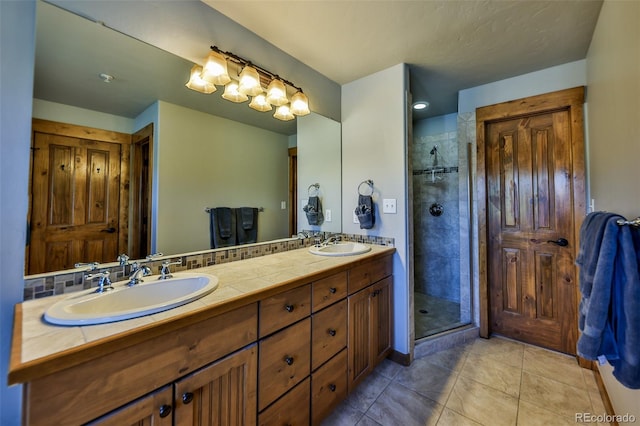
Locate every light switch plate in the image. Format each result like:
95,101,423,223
353,212,359,223
325,209,332,222
281,201,286,210
383,198,397,214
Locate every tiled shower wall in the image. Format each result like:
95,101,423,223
412,127,461,302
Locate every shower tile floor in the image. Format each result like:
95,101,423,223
415,292,468,339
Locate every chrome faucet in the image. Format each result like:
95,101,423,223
127,263,152,286
323,234,341,245
86,270,113,293
158,260,181,280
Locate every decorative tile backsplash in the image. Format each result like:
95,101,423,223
23,232,395,301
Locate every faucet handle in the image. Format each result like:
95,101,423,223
159,260,181,280
117,253,130,266
145,252,164,261
75,261,100,271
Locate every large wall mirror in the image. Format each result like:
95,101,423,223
27,1,341,275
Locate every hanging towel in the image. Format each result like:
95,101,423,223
355,194,375,229
304,196,324,226
236,207,258,245
576,211,640,389
209,207,237,248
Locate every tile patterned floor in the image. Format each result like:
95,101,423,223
414,292,466,338
322,336,610,426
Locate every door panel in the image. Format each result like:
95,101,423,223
487,111,577,353
29,132,121,274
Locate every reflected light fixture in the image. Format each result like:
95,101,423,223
274,104,295,121
186,45,310,121
185,65,216,94
249,92,272,112
221,80,248,103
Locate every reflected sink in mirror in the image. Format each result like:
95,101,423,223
44,272,218,326
309,242,371,257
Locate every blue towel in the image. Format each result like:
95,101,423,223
576,211,640,389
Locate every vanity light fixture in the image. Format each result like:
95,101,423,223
186,45,310,121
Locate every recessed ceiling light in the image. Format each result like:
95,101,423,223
99,73,114,83
413,101,429,110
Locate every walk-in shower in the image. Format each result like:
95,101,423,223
412,113,473,339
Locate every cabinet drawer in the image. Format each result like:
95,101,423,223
312,300,347,371
260,284,311,337
348,255,393,294
312,271,347,312
258,377,310,426
258,318,311,411
311,349,347,426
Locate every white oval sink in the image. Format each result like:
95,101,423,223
309,242,371,256
44,272,218,326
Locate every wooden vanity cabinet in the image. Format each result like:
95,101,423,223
347,260,393,392
90,344,257,426
19,250,394,426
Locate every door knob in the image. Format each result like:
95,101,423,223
547,238,569,247
101,227,116,233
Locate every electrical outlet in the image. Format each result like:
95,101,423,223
325,209,332,222
353,212,359,224
302,199,308,209
383,198,397,214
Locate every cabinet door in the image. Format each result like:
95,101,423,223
86,385,173,426
174,344,258,426
347,287,372,391
371,277,392,367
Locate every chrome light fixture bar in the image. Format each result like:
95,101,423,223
186,45,310,121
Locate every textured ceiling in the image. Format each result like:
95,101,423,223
205,0,603,118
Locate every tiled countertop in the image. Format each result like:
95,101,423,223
9,244,395,384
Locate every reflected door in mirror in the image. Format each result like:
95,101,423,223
28,129,123,274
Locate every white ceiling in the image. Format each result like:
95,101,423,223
205,0,603,118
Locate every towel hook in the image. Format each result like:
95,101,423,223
358,179,374,196
308,183,320,197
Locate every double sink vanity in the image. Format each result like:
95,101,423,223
9,242,394,425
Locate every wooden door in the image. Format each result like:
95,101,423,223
29,132,122,274
478,87,586,355
86,385,173,426
174,344,258,426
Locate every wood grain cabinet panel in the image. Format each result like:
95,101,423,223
347,276,392,392
312,300,347,371
311,350,347,426
258,378,310,426
260,284,311,337
87,385,173,426
258,318,311,411
312,271,347,312
174,345,257,426
348,255,393,294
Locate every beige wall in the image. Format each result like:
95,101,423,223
586,0,640,417
155,101,290,254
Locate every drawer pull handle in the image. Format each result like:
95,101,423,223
329,384,337,392
285,356,294,365
159,404,172,418
328,328,337,336
182,392,194,404
285,304,294,313
372,290,379,297
329,287,337,294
